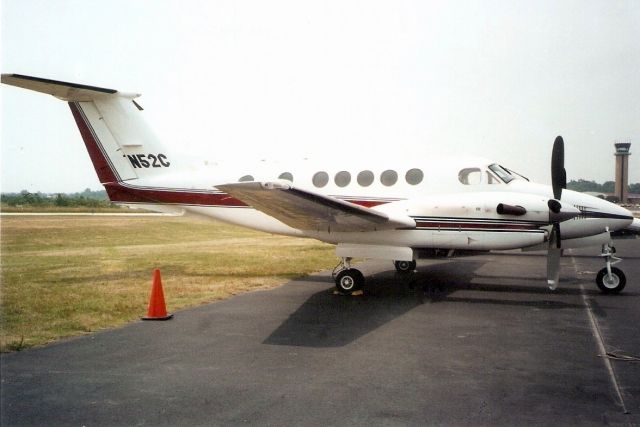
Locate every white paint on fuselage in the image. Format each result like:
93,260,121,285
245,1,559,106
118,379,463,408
123,156,634,252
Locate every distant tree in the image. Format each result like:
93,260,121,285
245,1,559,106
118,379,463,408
630,183,640,194
54,194,70,207
602,181,615,193
567,179,602,192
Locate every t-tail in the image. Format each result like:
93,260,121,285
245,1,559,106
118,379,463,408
1,74,174,186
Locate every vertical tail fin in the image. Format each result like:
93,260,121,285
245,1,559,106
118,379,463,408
1,74,173,184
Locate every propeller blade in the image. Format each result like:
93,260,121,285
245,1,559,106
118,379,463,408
553,222,561,248
547,136,569,290
551,136,566,200
547,247,561,290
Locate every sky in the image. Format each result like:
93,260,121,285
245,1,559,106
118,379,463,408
1,0,639,193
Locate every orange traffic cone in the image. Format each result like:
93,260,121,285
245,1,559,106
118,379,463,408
142,269,173,320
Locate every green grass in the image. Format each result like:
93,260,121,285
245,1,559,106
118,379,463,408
1,205,127,213
0,215,336,352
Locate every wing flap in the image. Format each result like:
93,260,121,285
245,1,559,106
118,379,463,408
216,182,415,232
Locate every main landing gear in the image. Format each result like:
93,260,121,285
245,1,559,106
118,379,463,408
333,258,418,293
596,244,626,294
394,260,416,273
333,258,364,293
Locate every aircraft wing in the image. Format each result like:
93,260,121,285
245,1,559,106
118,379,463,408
216,182,415,232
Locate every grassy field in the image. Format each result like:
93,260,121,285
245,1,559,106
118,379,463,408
0,215,336,352
1,205,131,213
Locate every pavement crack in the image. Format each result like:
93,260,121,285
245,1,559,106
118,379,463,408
571,255,630,415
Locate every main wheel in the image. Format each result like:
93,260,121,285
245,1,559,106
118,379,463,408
596,267,626,294
335,268,364,293
394,260,417,273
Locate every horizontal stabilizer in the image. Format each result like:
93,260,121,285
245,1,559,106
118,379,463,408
1,74,136,101
217,182,415,232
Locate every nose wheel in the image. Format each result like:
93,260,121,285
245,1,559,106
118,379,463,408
596,244,626,294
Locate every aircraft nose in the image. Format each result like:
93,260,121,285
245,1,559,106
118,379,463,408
598,202,634,230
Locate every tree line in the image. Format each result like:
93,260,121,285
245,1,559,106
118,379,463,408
567,180,640,194
1,188,118,208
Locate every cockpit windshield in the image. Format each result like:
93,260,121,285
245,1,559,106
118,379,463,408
488,164,516,183
503,166,529,181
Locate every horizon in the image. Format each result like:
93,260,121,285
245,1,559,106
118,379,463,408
3,177,640,196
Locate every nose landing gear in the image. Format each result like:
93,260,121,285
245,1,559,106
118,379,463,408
596,244,626,294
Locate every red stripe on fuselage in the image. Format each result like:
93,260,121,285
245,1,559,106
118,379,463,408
68,102,118,184
105,182,248,207
104,182,397,209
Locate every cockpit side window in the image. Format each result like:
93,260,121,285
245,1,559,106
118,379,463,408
488,164,515,183
458,168,482,185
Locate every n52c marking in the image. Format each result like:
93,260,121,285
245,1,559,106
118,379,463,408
127,153,170,168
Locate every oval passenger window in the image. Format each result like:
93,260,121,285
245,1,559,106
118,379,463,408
405,168,423,185
312,171,329,188
334,171,351,187
357,170,374,187
278,172,293,182
380,170,398,186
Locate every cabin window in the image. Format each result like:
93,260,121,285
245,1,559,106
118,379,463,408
380,169,398,186
239,175,254,182
334,171,351,187
357,170,374,187
458,168,481,185
278,172,293,182
405,168,423,185
312,171,329,188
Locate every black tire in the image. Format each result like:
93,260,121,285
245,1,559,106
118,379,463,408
335,269,364,293
596,267,626,294
394,260,417,273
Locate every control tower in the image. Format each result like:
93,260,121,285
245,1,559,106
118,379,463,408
614,142,631,203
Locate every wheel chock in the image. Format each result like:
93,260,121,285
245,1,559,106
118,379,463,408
142,269,173,321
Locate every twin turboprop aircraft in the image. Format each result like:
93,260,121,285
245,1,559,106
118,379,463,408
3,74,638,294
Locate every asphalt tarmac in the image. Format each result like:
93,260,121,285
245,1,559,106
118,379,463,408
2,239,639,426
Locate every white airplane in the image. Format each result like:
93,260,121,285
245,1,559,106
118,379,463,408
3,74,638,295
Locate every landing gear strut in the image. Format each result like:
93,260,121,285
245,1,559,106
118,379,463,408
596,244,626,294
333,257,364,293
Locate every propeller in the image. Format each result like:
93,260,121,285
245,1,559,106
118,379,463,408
547,136,567,290
551,136,566,200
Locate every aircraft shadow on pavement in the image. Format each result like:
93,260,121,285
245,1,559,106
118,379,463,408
263,270,436,348
264,261,583,348
408,264,585,309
